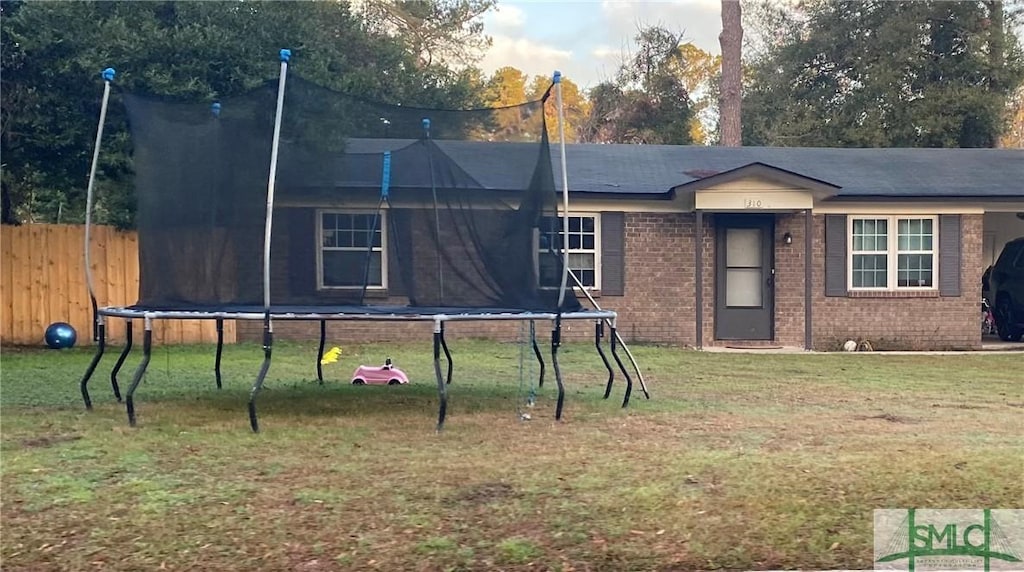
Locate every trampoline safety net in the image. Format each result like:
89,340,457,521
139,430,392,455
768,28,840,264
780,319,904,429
121,75,582,313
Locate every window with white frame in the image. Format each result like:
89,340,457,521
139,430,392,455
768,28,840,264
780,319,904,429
319,211,386,289
538,215,600,289
850,216,936,290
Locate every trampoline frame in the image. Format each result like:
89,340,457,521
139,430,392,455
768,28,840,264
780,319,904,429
79,307,635,432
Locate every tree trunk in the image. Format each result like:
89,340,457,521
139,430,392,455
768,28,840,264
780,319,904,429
719,0,743,146
988,1,1006,147
1,179,18,225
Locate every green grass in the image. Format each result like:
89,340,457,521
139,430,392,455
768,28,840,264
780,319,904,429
1,339,1022,571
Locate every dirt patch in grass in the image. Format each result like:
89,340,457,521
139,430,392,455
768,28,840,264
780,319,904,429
855,412,918,424
450,482,519,505
19,433,81,448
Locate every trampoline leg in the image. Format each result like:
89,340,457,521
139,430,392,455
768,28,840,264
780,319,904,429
316,320,326,385
433,327,448,431
109,320,133,402
440,323,453,385
125,321,153,427
248,326,274,433
80,320,107,410
214,318,224,389
596,321,614,399
530,321,545,388
610,326,633,408
551,319,565,421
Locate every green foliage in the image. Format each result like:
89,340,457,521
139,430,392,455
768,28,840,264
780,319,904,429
742,0,1024,148
0,1,481,228
580,26,695,145
357,0,496,67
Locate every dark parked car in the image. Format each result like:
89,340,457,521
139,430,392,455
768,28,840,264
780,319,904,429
989,236,1024,342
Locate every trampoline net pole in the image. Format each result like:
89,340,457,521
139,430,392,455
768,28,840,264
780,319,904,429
85,68,115,340
262,49,291,313
554,71,570,309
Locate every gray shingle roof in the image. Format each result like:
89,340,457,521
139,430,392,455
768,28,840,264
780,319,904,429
313,139,1024,199
551,144,1024,198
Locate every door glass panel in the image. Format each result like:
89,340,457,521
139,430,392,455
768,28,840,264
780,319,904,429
726,228,761,267
726,268,762,307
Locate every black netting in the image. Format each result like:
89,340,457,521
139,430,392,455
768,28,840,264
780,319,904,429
120,73,580,313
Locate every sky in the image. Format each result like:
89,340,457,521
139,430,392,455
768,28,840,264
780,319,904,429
477,0,725,90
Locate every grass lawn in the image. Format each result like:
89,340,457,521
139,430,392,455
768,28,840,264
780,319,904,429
1,339,1021,571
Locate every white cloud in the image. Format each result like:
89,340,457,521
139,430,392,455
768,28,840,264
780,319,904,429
474,1,724,90
479,34,573,81
600,0,722,55
488,4,526,32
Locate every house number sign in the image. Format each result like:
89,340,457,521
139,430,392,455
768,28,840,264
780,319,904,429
743,197,768,209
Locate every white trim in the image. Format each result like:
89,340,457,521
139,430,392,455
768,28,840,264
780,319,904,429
848,215,939,292
316,209,388,291
278,198,1023,216
540,212,602,290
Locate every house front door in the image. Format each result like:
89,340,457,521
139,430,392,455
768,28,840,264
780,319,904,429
715,215,774,340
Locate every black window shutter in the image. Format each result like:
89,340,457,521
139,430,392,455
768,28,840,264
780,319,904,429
601,212,625,296
288,208,317,297
824,214,848,297
386,210,407,297
939,214,962,297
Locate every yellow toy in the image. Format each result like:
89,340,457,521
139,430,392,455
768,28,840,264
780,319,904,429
319,346,342,365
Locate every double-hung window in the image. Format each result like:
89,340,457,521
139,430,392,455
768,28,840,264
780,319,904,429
850,216,936,291
538,214,600,289
318,211,386,289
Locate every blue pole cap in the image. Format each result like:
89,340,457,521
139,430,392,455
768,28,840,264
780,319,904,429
211,102,222,117
279,49,291,63
102,68,116,82
553,70,562,84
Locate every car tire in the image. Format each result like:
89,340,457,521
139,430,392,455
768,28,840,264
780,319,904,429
352,378,366,385
388,379,402,385
995,298,1024,342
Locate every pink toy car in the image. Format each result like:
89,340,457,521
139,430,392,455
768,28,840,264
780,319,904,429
351,358,410,386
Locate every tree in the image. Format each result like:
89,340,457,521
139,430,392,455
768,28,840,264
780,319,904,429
356,0,495,67
677,44,721,145
580,26,695,145
742,0,1024,148
718,0,743,146
528,74,589,143
1001,85,1024,147
0,1,481,227
480,66,531,140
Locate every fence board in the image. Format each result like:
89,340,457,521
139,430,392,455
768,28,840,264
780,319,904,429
66,226,93,342
11,227,33,343
30,226,49,339
1,226,14,342
104,228,126,342
1,224,235,346
122,232,144,341
48,226,70,331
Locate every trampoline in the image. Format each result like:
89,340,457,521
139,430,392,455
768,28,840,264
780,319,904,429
77,52,648,432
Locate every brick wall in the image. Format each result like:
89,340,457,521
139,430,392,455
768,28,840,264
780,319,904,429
773,213,807,348
243,211,700,346
810,214,983,350
238,210,983,351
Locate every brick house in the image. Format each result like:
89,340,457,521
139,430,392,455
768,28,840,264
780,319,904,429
258,144,1024,351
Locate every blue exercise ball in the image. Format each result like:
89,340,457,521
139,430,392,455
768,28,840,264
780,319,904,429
45,322,77,349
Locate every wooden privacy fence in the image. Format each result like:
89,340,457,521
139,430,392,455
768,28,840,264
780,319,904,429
1,224,236,346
